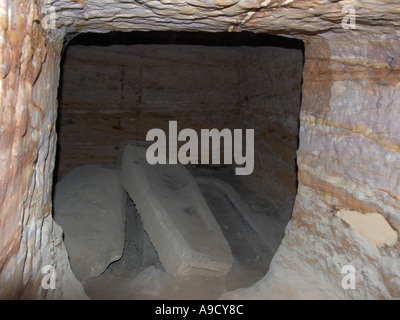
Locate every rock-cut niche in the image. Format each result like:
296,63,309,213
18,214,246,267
52,31,304,299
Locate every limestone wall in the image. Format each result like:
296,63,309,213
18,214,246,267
56,43,241,178
0,0,87,299
1,0,399,299
235,46,303,218
223,35,400,299
57,40,303,218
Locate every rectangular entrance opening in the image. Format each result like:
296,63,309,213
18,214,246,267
53,31,304,299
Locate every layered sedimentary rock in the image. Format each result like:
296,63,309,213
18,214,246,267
57,40,303,220
56,43,241,178
234,45,303,219
0,0,87,299
222,35,400,300
121,144,233,277
1,0,400,300
46,0,400,35
53,165,126,281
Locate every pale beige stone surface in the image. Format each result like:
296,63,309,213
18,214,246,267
336,211,398,247
121,144,233,277
53,165,126,281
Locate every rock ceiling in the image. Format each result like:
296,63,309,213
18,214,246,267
46,0,400,38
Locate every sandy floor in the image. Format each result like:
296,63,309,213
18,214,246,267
82,167,289,299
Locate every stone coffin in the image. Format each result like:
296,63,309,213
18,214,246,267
53,165,126,281
121,144,233,277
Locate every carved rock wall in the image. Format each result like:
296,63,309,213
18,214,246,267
223,35,400,299
57,43,241,177
235,45,303,218
1,0,400,299
57,40,303,217
0,0,87,299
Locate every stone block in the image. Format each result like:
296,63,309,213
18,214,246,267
53,165,126,281
121,144,233,277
